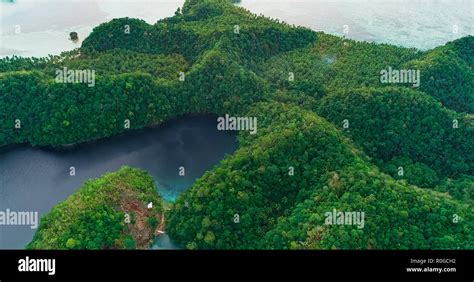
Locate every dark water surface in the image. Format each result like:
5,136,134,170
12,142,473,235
0,115,238,249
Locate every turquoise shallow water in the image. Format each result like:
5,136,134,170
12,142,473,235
152,234,180,250
1,0,472,58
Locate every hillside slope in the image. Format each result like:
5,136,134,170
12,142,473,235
0,0,471,250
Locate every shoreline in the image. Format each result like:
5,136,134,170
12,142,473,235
0,112,220,153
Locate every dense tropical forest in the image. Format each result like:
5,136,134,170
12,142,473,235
1,0,472,249
28,167,163,249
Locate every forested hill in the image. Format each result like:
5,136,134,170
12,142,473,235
28,167,164,250
1,0,472,249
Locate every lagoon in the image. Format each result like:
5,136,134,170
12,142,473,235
0,115,238,249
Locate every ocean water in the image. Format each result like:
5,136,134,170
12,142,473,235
238,0,473,50
0,0,472,58
0,0,186,57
